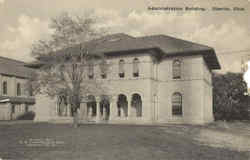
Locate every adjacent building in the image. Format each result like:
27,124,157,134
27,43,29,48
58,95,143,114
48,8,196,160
0,56,35,120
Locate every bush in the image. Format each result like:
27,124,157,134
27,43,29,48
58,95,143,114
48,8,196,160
213,72,249,121
17,111,36,120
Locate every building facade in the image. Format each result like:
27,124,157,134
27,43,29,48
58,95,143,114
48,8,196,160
0,56,35,120
34,33,220,124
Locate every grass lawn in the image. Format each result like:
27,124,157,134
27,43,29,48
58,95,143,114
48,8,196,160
0,122,250,160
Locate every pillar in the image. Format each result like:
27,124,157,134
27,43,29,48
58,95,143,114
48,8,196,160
109,96,117,120
66,105,71,117
96,97,101,122
127,96,131,118
80,102,87,120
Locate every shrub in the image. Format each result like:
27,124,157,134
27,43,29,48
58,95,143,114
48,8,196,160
213,72,249,121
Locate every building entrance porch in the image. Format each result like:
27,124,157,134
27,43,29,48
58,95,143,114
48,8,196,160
54,93,144,124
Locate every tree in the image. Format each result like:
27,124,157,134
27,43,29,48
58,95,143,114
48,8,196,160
213,72,249,121
30,11,110,128
31,11,107,58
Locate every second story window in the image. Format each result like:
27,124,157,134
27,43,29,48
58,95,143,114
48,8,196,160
133,58,140,77
173,59,181,79
3,81,7,95
100,60,107,79
119,59,125,78
88,64,94,79
17,83,21,96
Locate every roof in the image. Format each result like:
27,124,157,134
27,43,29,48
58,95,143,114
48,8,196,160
35,33,221,70
87,33,220,69
0,96,35,104
0,56,35,78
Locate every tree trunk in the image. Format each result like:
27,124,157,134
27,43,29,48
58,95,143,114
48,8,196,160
73,109,79,128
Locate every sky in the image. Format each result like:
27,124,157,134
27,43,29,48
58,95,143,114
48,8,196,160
0,0,250,76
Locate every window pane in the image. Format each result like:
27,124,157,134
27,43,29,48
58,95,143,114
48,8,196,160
172,93,182,115
133,58,139,74
173,60,181,79
119,60,125,74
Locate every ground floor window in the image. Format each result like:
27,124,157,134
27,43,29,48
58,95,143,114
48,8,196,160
172,92,182,116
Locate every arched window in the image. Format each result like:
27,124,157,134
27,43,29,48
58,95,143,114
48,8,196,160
133,58,139,77
172,92,182,116
3,81,7,95
17,83,21,96
119,59,125,78
173,59,181,79
99,60,107,79
88,64,94,79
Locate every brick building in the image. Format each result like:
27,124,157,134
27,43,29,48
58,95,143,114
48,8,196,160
33,33,220,124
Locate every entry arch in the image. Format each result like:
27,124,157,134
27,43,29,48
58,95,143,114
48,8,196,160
87,95,97,117
100,95,110,120
117,94,128,117
131,93,143,117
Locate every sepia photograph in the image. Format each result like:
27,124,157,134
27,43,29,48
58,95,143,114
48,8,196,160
0,0,250,159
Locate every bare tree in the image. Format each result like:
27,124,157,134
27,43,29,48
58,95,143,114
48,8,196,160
29,11,110,127
31,11,107,58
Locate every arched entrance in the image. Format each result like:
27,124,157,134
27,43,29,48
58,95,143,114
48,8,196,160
117,94,128,117
87,95,96,117
100,95,110,120
57,95,68,117
131,94,142,117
